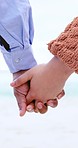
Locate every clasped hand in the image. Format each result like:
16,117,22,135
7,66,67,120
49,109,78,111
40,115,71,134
10,56,72,116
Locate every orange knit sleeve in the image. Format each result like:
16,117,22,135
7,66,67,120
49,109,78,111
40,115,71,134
48,17,78,73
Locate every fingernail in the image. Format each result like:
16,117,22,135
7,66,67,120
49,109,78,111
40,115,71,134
48,102,54,107
10,81,15,86
37,103,43,109
48,100,57,107
19,110,24,117
27,106,34,112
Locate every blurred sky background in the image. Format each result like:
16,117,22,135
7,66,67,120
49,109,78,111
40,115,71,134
0,1,78,148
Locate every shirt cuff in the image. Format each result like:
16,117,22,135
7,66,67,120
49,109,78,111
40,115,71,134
1,45,37,73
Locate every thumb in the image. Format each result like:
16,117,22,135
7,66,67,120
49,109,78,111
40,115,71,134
10,69,32,88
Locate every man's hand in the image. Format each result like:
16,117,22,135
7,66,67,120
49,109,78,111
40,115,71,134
13,70,29,116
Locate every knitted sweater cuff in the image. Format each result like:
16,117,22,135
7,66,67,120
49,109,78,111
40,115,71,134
48,17,78,73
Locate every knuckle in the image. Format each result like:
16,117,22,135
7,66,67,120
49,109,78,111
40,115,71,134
13,88,19,97
30,92,35,99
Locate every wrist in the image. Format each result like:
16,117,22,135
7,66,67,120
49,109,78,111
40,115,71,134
56,57,74,78
13,70,29,80
49,56,74,80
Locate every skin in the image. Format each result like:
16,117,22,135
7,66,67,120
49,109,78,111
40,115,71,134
13,70,64,116
11,56,74,109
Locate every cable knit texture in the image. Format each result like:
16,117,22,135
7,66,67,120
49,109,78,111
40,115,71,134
48,17,78,73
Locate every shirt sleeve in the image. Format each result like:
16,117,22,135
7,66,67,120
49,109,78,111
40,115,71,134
1,45,37,73
0,0,37,73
